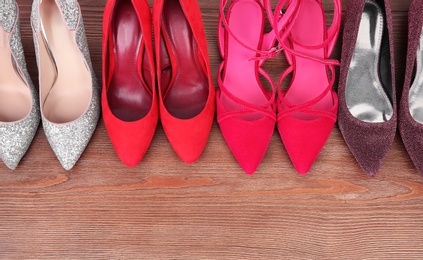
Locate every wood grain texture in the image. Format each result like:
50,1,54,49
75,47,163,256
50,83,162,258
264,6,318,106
1,0,423,259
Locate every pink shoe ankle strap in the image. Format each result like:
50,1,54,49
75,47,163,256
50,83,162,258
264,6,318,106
271,0,341,64
217,63,277,123
277,65,338,122
218,0,296,61
274,0,342,122
218,0,278,123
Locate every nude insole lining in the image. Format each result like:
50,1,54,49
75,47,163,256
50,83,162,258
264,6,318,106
0,27,31,122
39,0,91,124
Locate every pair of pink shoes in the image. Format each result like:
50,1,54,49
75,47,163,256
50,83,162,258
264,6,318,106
217,0,341,174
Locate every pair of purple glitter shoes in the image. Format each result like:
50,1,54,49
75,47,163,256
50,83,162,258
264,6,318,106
339,0,423,177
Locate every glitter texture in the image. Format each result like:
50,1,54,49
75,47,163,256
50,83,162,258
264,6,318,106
32,0,100,170
0,1,40,170
57,0,80,29
31,0,39,31
0,0,17,32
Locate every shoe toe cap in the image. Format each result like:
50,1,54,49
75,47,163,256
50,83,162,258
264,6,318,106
106,117,158,167
278,115,336,175
339,114,396,177
219,116,275,174
161,105,214,164
0,110,40,170
43,110,99,170
164,121,212,164
399,108,423,176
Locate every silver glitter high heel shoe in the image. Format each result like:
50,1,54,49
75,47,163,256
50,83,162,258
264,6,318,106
31,0,100,170
0,0,40,170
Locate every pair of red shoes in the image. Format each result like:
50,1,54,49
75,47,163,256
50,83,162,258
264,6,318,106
102,0,215,166
217,0,341,174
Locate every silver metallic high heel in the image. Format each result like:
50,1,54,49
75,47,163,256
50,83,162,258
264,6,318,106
0,0,40,170
31,0,100,170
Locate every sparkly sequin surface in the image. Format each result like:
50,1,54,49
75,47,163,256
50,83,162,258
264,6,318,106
0,1,40,170
57,0,80,29
32,0,100,170
0,0,17,32
0,104,40,170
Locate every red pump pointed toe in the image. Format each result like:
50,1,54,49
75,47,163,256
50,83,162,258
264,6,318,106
153,0,215,163
102,0,158,166
160,106,214,164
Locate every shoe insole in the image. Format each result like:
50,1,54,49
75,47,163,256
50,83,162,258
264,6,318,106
0,27,31,122
108,0,152,122
284,0,334,120
160,0,208,119
221,0,269,121
346,0,393,123
39,0,91,124
409,26,423,123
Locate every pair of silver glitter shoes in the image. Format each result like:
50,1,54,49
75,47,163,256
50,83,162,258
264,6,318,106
0,0,100,170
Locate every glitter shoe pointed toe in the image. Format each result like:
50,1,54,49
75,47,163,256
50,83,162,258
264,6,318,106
31,0,100,170
0,0,40,170
338,0,396,177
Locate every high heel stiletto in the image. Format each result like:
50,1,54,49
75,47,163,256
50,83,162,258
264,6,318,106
274,0,341,174
0,0,40,169
102,0,158,166
217,0,278,174
338,0,396,177
154,0,215,163
400,0,423,175
32,0,100,170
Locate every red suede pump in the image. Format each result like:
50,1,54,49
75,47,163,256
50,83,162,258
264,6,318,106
153,0,215,163
102,0,158,167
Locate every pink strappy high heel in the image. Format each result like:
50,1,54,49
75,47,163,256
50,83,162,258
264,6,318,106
217,0,341,174
217,0,281,174
272,0,341,174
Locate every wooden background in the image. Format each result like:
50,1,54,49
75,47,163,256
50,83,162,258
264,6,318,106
1,0,423,258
